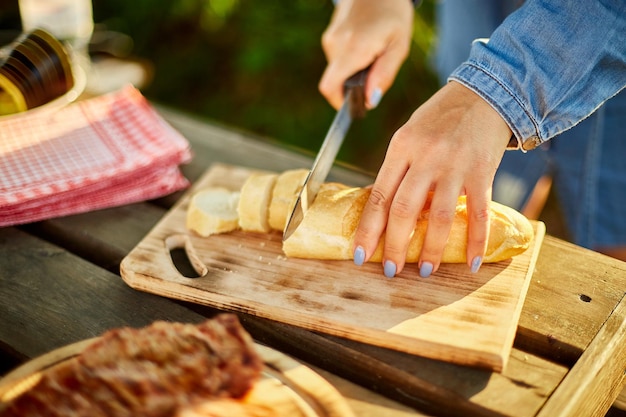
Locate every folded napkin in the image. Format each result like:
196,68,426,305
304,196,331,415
0,85,192,227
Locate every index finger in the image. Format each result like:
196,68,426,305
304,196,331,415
319,55,374,110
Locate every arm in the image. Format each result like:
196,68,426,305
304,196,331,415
451,0,626,150
353,0,626,278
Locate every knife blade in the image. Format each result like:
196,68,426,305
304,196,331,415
283,68,369,241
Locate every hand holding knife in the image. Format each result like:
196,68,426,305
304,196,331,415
283,67,370,241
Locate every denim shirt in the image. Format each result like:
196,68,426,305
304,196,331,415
449,0,626,150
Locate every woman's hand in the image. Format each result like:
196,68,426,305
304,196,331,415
319,0,414,110
352,81,513,277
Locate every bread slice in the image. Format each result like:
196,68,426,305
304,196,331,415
186,187,241,237
237,172,278,233
283,186,534,263
268,169,309,232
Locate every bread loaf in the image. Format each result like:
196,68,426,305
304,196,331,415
187,169,534,263
281,184,534,263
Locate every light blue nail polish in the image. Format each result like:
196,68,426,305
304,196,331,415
419,262,433,278
471,256,482,273
354,246,365,266
383,260,396,278
369,88,383,108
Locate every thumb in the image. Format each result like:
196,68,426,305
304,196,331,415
365,41,411,109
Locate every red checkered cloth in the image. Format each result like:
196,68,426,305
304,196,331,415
0,85,192,227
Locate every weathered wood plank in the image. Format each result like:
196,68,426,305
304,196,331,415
19,203,165,273
516,237,626,366
0,227,212,360
537,295,626,417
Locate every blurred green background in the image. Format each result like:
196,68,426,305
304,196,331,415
1,0,441,173
91,0,441,173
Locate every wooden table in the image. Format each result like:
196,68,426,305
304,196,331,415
2,106,626,417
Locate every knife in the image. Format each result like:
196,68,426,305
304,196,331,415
283,68,369,241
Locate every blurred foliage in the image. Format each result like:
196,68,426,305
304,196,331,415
91,0,440,172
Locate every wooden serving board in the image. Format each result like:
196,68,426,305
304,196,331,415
0,338,353,417
121,163,545,372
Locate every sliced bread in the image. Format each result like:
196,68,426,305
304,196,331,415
237,172,278,233
268,169,309,232
186,187,241,237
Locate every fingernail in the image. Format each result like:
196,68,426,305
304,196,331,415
471,256,482,273
369,87,383,108
383,260,396,278
419,262,433,278
354,246,365,266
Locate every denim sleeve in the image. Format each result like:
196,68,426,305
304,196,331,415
448,0,626,150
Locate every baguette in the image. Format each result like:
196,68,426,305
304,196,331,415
281,183,534,263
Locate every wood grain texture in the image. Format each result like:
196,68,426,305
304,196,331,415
536,295,626,417
515,237,626,366
0,227,210,361
121,163,545,371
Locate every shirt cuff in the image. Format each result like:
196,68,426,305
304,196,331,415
449,62,544,151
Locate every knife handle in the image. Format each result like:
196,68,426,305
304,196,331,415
344,67,369,119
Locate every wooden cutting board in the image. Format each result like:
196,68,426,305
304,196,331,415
121,163,545,372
